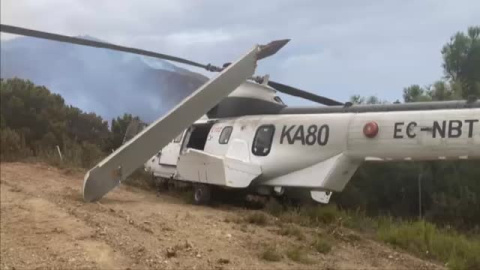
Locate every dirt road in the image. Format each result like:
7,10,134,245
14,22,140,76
0,162,443,269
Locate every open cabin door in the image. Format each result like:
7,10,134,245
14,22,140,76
177,122,262,187
158,132,185,166
181,122,215,154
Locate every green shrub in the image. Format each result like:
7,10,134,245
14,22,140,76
313,237,332,254
261,246,282,262
80,142,104,168
278,224,305,240
302,204,343,225
285,246,313,264
0,128,32,161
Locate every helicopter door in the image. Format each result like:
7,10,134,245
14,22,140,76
181,123,214,154
159,131,184,166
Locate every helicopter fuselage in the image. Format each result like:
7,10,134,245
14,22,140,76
145,105,480,202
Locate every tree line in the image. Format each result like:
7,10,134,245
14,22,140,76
0,78,137,167
334,26,480,230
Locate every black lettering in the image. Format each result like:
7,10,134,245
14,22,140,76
306,125,318,145
293,125,305,145
280,125,295,144
464,119,479,138
394,122,404,139
318,125,329,146
406,122,417,138
433,121,446,138
448,120,462,138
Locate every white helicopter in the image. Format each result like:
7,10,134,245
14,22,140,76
2,24,479,205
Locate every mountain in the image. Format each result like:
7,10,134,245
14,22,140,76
0,36,208,122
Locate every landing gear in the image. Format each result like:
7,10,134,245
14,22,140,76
193,184,212,205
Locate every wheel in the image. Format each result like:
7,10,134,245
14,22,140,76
193,184,211,205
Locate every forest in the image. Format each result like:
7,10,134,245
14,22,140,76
1,26,479,230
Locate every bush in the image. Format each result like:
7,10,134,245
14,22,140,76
261,246,282,262
285,246,313,264
0,128,32,161
303,204,343,225
80,142,104,168
313,237,332,254
278,224,305,240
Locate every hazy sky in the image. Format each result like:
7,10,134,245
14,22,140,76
1,0,479,105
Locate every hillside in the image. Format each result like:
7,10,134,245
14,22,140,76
0,162,442,270
0,36,208,122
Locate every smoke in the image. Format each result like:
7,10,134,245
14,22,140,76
0,36,207,123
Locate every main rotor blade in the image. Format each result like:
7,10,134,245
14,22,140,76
82,42,266,202
0,24,217,70
268,80,343,106
257,39,290,60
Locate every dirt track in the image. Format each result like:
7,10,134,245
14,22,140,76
0,162,443,269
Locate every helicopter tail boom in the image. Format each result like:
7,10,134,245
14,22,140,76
261,107,479,192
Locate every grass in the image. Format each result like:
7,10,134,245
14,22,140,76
278,224,305,240
285,246,314,264
313,237,332,254
276,204,346,227
245,212,269,226
264,199,284,217
261,245,282,262
378,219,480,270
302,204,342,225
263,203,480,270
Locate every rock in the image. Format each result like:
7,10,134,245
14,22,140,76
166,248,176,258
217,258,230,264
142,227,154,234
196,253,202,258
226,234,232,238
185,240,194,249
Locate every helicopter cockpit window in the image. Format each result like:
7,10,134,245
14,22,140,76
274,96,284,105
219,126,233,144
252,125,275,156
173,132,183,143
